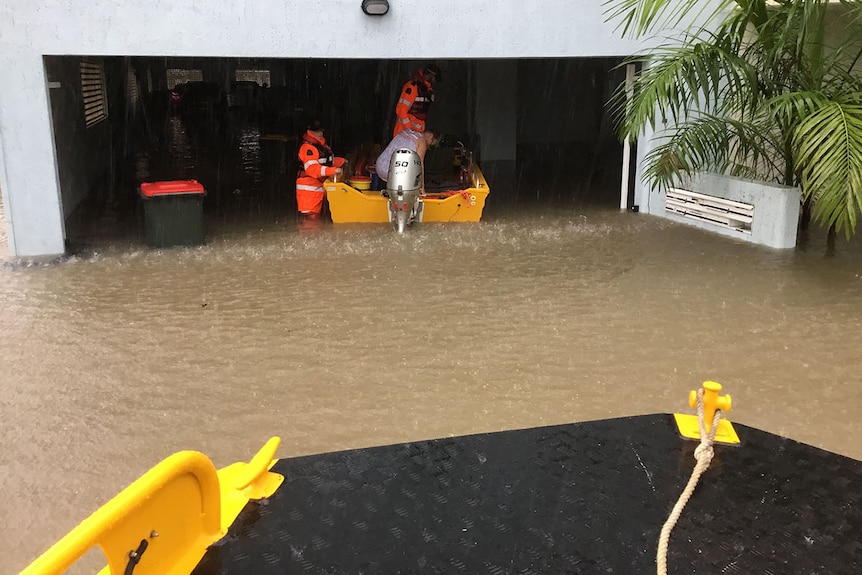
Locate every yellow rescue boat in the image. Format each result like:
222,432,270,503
325,163,490,224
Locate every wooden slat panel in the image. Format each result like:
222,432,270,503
665,196,753,221
667,208,752,232
667,188,754,212
665,186,754,233
666,200,753,226
666,194,754,216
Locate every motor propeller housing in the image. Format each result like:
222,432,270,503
386,149,424,233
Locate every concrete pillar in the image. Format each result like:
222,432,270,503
0,50,66,257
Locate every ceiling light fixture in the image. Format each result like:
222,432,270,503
361,0,389,16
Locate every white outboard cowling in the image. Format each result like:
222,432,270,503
386,148,424,233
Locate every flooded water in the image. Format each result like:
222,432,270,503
3,195,862,572
5,102,862,575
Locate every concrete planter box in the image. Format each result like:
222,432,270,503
657,173,801,249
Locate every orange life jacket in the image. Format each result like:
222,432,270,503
296,131,344,215
394,71,434,137
297,131,336,186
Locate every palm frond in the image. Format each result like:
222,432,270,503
643,114,746,188
724,115,786,179
644,112,784,189
603,0,735,37
767,91,830,124
794,98,862,237
610,35,757,140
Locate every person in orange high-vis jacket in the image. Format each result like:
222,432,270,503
296,119,346,219
393,63,441,137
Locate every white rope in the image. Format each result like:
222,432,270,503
657,389,722,575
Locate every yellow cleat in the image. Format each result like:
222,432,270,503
674,381,740,445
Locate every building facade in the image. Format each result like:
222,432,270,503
0,0,654,257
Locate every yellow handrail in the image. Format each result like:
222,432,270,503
20,438,284,575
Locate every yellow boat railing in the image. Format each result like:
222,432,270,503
21,437,284,575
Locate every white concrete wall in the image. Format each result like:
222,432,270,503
1,1,646,59
0,51,67,257
0,0,650,257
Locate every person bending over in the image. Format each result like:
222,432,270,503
375,129,440,194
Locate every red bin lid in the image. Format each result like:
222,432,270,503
140,180,206,198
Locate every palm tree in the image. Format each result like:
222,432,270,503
606,0,862,239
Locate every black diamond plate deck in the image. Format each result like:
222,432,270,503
192,414,862,574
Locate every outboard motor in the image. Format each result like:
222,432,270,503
386,148,424,233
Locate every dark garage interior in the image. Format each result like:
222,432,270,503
43,56,631,250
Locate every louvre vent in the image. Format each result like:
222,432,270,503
80,60,108,128
666,188,753,233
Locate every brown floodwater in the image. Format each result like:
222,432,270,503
2,194,862,573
